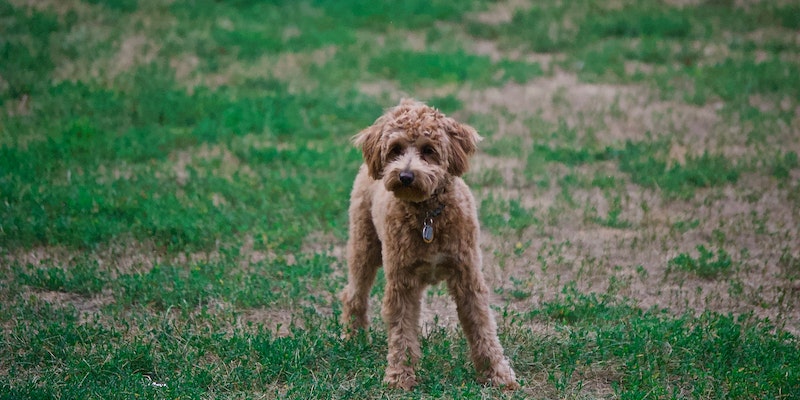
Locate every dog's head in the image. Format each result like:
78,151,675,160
353,98,482,202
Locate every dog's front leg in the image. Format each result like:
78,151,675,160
381,272,423,390
340,236,381,337
340,185,382,338
447,267,519,389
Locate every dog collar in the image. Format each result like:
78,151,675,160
422,202,445,243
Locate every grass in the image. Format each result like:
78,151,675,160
469,1,800,105
528,141,740,199
369,49,542,89
2,0,799,398
667,245,734,280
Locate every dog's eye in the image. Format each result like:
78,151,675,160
421,146,436,156
387,145,403,158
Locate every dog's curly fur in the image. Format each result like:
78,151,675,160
340,99,518,390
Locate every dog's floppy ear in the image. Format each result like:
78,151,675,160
445,119,482,176
352,118,385,180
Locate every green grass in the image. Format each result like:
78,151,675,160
469,1,800,104
369,49,542,89
2,278,797,399
480,195,540,236
667,245,734,280
615,142,740,199
527,141,741,199
1,0,799,398
527,287,799,398
1,76,379,249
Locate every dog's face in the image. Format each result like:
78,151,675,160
354,99,481,202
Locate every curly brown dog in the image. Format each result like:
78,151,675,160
340,99,518,390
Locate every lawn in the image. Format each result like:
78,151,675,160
1,0,799,398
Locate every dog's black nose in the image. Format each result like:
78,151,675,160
399,171,414,186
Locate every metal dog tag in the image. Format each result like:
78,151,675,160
422,219,434,243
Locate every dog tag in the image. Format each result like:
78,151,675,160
422,219,434,243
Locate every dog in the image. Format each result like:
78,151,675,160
340,99,518,390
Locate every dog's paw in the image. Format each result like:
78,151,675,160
340,330,354,341
480,358,519,390
384,367,417,390
492,377,520,391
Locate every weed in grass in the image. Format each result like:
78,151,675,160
588,194,632,229
505,277,534,302
667,245,733,279
514,240,532,257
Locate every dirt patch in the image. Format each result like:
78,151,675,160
183,45,339,92
462,71,726,153
469,38,562,70
420,289,459,333
171,143,258,186
271,46,337,85
170,53,201,85
6,245,77,269
28,289,115,325
237,307,298,337
477,171,800,335
4,238,228,280
10,0,88,15
110,34,161,79
450,67,800,335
